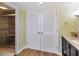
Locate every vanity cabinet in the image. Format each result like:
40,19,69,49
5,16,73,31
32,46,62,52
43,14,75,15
70,45,77,56
62,36,79,56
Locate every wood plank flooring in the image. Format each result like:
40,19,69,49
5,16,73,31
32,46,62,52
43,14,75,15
0,46,14,56
17,48,59,56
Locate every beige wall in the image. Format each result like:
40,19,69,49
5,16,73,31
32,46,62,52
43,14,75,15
59,4,79,36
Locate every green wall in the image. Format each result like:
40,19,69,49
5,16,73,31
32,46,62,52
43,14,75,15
59,4,79,36
19,8,26,50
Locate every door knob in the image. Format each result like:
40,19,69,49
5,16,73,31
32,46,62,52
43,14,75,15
41,32,43,34
38,32,40,34
38,32,43,34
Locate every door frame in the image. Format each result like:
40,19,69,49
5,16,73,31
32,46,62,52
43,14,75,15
3,2,19,54
26,10,60,55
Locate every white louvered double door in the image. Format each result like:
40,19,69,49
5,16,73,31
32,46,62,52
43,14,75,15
26,11,58,53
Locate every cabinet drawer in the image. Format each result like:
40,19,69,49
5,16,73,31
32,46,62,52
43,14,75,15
78,51,79,56
62,36,78,56
62,37,66,55
70,45,77,56
65,41,70,56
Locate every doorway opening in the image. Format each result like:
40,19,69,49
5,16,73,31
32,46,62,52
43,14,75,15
0,2,15,56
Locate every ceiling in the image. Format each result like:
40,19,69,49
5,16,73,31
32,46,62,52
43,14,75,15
10,2,79,12
0,2,15,15
0,2,14,11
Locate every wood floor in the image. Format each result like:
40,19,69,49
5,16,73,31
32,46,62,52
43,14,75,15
17,48,59,56
0,45,14,56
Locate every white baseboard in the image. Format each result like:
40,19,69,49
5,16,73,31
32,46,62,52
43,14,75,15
16,46,26,54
